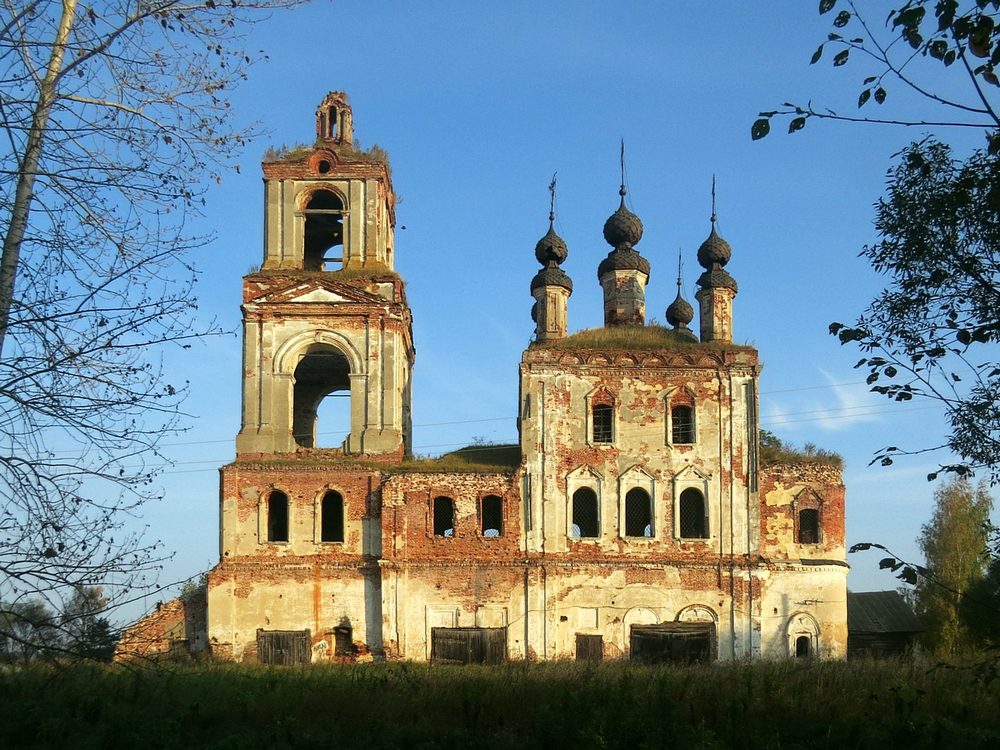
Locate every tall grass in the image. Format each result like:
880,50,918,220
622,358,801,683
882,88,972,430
1,659,997,749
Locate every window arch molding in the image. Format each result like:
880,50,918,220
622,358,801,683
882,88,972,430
273,329,362,378
675,604,718,624
295,183,349,212
672,465,712,540
585,387,617,446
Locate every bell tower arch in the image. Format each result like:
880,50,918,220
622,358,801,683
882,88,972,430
236,92,413,458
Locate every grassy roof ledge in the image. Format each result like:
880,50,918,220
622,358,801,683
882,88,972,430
759,430,843,469
399,443,520,474
262,140,391,172
538,325,755,351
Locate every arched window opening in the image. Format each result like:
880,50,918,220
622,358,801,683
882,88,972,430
592,404,613,443
625,488,652,537
798,508,820,544
433,496,455,537
481,495,503,538
303,190,344,271
572,488,599,539
679,488,707,539
292,344,351,449
671,404,695,444
795,635,812,658
321,491,344,543
267,491,289,542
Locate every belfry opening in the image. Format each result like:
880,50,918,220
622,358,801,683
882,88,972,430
303,190,344,271
292,344,351,449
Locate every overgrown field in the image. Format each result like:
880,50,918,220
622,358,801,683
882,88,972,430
1,659,998,749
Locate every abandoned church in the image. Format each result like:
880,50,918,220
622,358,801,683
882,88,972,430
122,92,848,664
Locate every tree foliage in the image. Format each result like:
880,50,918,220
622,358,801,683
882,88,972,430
915,477,992,655
0,598,60,663
754,0,1000,138
829,138,1000,478
961,527,1000,645
0,585,115,662
0,0,305,636
757,1,1000,478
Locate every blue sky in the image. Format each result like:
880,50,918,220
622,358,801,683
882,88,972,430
127,0,995,617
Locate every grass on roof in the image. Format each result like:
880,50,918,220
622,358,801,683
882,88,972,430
262,141,391,170
399,443,521,474
248,267,400,281
538,325,753,351
760,430,843,469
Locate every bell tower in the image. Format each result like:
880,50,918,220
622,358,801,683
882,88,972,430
235,92,413,458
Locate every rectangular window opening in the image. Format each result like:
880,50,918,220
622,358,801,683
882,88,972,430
592,404,613,443
671,405,696,444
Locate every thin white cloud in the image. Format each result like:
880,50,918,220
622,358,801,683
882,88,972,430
812,368,881,431
761,369,882,433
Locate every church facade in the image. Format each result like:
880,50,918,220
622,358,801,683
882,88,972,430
203,93,848,664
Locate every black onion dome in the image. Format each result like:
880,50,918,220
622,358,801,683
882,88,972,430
602,198,644,248
697,225,732,269
697,267,738,293
666,292,694,328
534,222,568,266
531,266,573,293
597,247,651,278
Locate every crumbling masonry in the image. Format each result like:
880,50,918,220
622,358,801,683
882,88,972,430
171,93,847,663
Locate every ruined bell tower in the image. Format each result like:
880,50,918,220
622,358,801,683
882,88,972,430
235,92,414,457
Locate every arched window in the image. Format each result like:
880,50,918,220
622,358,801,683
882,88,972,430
433,496,455,537
481,495,503,538
671,404,695,444
321,490,344,543
292,343,351,449
624,488,652,537
302,189,344,271
679,488,707,539
798,508,820,544
267,491,289,542
572,488,599,538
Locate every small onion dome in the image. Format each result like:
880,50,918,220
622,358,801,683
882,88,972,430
530,301,538,323
534,222,568,266
666,291,694,328
597,247,651,279
530,266,573,293
602,197,644,249
697,267,739,293
697,224,732,269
